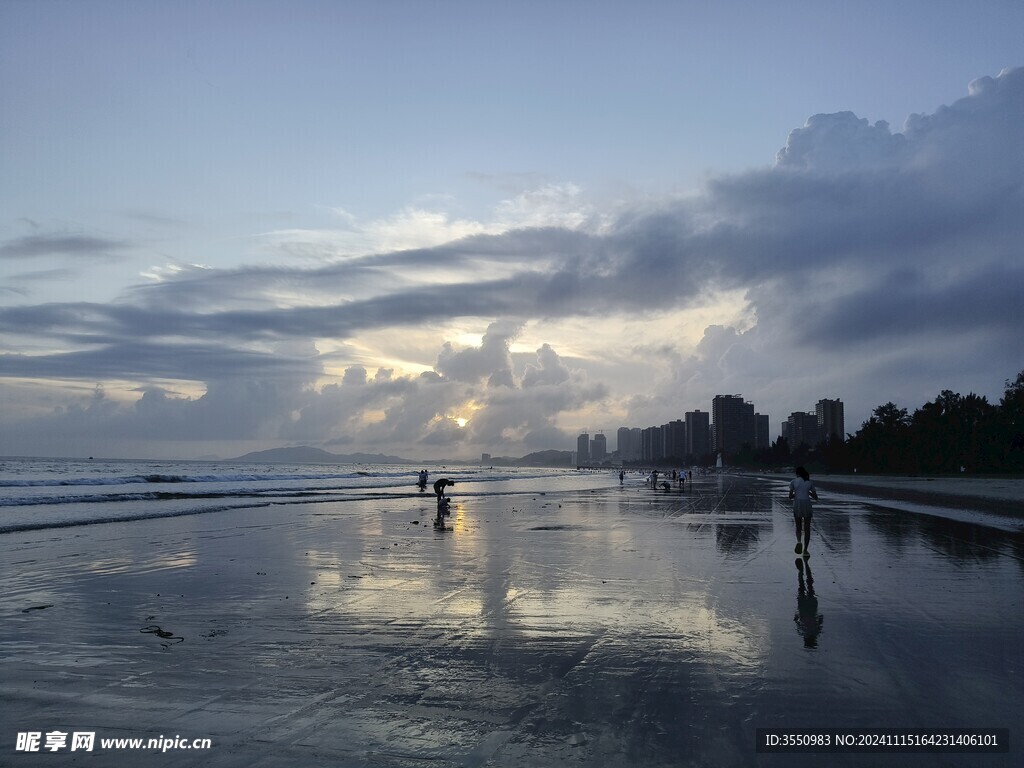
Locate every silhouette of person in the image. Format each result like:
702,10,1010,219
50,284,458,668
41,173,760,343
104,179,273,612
789,465,819,556
433,477,455,499
794,558,823,648
433,478,454,526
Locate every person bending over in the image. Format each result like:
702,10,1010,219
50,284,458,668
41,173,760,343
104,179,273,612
433,478,455,499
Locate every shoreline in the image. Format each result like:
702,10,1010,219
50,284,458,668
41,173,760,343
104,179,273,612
808,474,1024,518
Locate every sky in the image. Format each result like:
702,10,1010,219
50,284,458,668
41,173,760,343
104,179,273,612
1,0,1022,461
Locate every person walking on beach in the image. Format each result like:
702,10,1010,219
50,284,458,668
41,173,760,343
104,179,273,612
789,466,818,556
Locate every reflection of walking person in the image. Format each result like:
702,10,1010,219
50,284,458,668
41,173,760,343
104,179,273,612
795,558,823,649
789,465,818,556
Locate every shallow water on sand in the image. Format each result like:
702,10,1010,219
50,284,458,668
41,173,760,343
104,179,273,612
1,474,1021,766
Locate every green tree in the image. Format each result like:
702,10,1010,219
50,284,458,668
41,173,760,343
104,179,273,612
817,433,850,472
848,402,911,473
997,370,1024,470
911,391,994,472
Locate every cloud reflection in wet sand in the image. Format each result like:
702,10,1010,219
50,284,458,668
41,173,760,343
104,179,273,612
1,474,1021,766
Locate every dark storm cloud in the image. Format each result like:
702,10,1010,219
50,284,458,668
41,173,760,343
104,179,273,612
387,65,1018,332
0,268,605,344
0,339,318,382
0,234,130,259
806,262,1024,346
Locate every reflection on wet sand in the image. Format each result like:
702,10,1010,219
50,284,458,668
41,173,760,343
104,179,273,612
812,509,852,555
862,504,1023,564
715,522,761,556
794,558,823,649
1,474,1021,767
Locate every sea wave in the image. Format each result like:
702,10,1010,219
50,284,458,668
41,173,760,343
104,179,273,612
0,470,412,488
0,501,277,534
0,466,553,489
0,459,620,533
0,483,402,508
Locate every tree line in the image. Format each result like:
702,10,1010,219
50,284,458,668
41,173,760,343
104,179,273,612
732,370,1024,475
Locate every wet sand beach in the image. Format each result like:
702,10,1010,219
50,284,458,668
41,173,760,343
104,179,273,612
2,473,1021,766
813,474,1024,519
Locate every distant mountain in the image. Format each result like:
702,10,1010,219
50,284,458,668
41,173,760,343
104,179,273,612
233,446,413,464
232,445,576,468
520,449,574,466
489,450,574,467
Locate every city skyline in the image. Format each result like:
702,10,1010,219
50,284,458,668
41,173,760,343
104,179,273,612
575,395,842,462
2,3,1022,460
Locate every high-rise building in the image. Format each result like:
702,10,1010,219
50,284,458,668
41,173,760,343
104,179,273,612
712,395,756,455
577,432,590,463
754,413,770,450
686,410,711,459
663,420,687,460
591,432,607,462
642,426,664,462
816,398,845,443
786,412,819,449
616,427,633,460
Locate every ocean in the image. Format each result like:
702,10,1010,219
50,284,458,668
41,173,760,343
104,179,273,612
0,457,619,534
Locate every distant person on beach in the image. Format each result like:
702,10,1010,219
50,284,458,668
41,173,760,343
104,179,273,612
619,470,624,484
789,466,818,556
